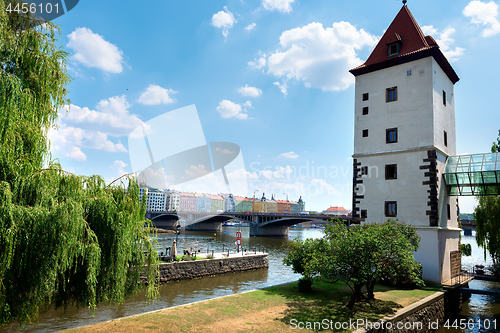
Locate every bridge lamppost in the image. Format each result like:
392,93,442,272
253,190,259,212
283,193,288,213
175,223,181,243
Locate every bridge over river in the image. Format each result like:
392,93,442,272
146,211,355,237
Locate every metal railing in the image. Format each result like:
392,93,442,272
443,268,475,286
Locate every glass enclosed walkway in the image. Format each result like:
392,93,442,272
444,152,500,196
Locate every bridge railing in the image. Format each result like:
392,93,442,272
442,267,474,287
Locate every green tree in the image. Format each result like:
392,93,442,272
492,129,500,153
283,237,328,292
474,129,500,265
0,1,158,326
284,219,423,308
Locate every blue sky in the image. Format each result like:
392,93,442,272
48,0,500,213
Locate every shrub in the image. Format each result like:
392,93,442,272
298,277,313,292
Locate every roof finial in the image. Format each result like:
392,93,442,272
402,0,407,5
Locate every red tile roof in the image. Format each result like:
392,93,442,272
350,6,459,84
363,6,429,67
326,206,348,211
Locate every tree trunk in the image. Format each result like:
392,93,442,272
347,283,364,308
366,280,376,299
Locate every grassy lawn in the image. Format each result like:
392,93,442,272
69,281,441,333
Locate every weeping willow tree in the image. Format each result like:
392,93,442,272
0,0,158,326
474,129,500,265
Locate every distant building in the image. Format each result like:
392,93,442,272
324,206,349,216
290,196,305,214
223,194,236,212
179,192,196,212
276,199,291,214
195,193,211,212
253,193,278,213
145,188,169,212
209,195,224,212
297,196,305,212
234,196,252,212
169,191,180,211
267,195,278,213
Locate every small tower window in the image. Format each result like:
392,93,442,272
362,106,369,115
386,87,397,102
385,164,397,180
443,90,446,106
444,131,448,147
386,128,398,143
388,42,400,56
385,201,397,217
361,166,368,175
361,210,367,219
362,129,369,137
363,93,369,101
447,204,451,220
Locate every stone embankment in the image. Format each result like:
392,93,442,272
142,253,268,283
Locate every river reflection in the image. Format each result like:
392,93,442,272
1,227,324,332
435,232,500,333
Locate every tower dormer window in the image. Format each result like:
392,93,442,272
388,42,401,57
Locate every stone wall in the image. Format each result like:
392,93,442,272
142,253,268,283
353,292,446,333
450,250,461,278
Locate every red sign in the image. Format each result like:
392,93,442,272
236,239,241,246
236,231,242,239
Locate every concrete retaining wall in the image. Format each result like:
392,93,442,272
353,291,446,333
143,253,268,283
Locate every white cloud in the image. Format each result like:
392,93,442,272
273,81,288,96
464,1,500,37
48,95,146,162
67,27,124,74
251,21,378,91
248,53,267,69
137,84,177,105
245,23,256,31
110,160,129,177
216,100,251,120
48,123,127,162
244,165,348,206
211,6,237,38
309,178,342,196
421,25,465,62
67,146,86,161
184,165,210,179
262,0,294,13
63,95,146,137
238,84,263,97
216,147,235,155
278,151,299,159
50,124,127,153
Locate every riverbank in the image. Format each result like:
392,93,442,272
67,280,440,333
148,253,269,283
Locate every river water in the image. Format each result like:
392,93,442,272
2,228,499,332
1,227,323,332
435,233,500,333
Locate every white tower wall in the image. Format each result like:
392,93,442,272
352,57,460,283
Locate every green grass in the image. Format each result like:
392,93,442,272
70,280,441,333
172,255,205,261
